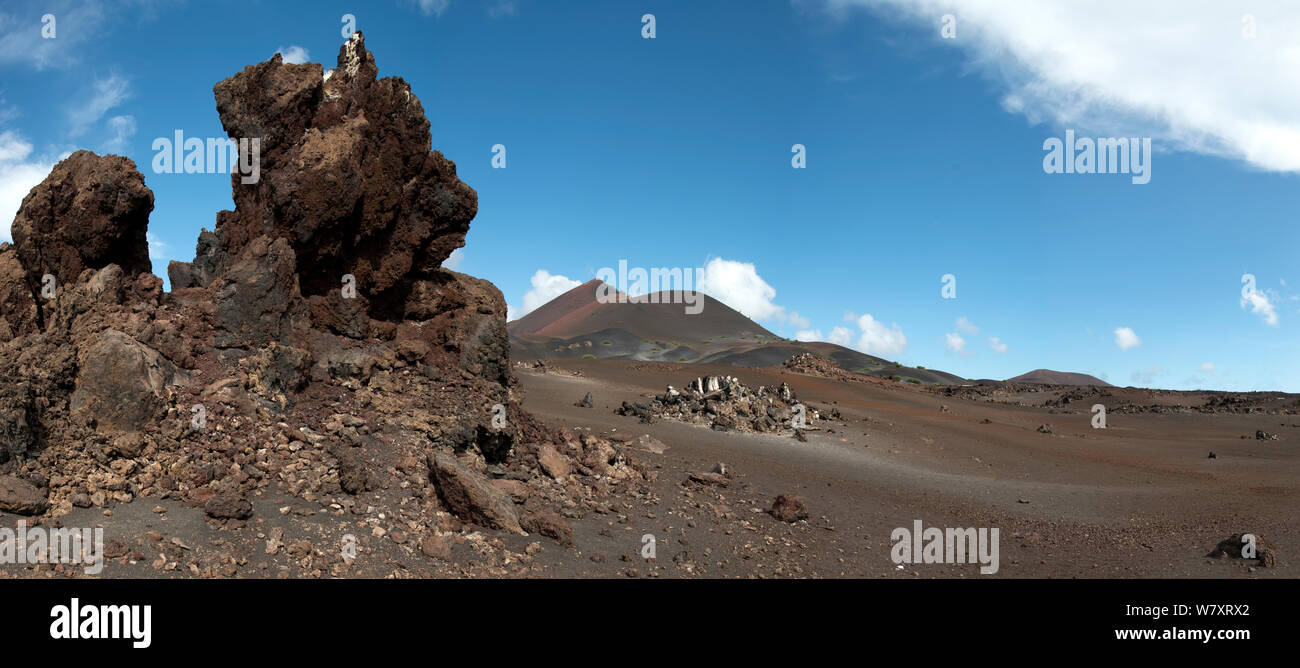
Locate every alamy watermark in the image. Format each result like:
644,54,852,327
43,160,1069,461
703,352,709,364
891,519,999,575
595,260,705,315
1043,130,1151,185
152,130,261,184
1,520,103,575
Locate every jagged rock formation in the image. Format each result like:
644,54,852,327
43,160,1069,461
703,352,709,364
0,35,650,569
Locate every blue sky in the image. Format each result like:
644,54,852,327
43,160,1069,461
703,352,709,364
1,0,1297,391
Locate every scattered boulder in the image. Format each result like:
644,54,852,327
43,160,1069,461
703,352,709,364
204,494,253,520
69,330,187,434
574,392,593,408
769,494,808,522
0,475,48,515
1208,533,1277,568
536,444,570,481
521,508,574,546
427,450,523,534
1036,424,1054,434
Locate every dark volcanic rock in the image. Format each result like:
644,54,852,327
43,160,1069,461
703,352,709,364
208,32,476,319
427,450,523,534
0,475,47,515
521,508,574,546
213,235,307,348
1208,533,1277,568
769,494,808,523
11,151,153,286
204,494,253,519
70,329,187,434
0,245,39,341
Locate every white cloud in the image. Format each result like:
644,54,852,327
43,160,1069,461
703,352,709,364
416,0,452,16
146,232,166,260
514,269,581,319
826,325,853,347
988,336,1008,354
0,2,107,70
0,131,57,242
443,248,464,270
954,316,979,334
698,257,790,323
1200,362,1215,372
854,313,907,356
1114,326,1141,350
67,73,130,138
102,114,136,154
788,311,811,329
275,45,310,64
824,0,1300,172
794,317,904,357
1241,289,1279,326
944,332,966,354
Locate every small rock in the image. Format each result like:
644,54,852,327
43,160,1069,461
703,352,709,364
769,494,808,522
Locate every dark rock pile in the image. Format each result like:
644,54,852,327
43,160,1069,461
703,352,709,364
616,374,815,433
0,34,648,569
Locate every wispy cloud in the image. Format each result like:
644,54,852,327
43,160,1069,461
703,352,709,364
415,0,452,17
67,73,131,138
0,1,108,70
816,0,1300,172
101,114,136,154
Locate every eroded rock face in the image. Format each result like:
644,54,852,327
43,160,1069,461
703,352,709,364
207,32,476,319
0,36,639,564
11,151,154,286
0,245,39,341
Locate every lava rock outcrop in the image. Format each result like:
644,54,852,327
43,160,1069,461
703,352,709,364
0,34,649,559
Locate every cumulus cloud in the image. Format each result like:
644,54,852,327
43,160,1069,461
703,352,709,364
826,325,853,347
1241,288,1279,326
275,45,310,64
853,313,907,356
1200,362,1215,372
1114,326,1141,350
944,332,966,354
792,316,906,357
821,0,1300,172
988,336,1008,354
698,257,794,324
954,316,979,334
512,269,581,320
0,131,57,242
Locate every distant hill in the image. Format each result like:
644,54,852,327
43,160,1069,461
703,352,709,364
508,280,966,385
1006,369,1112,386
